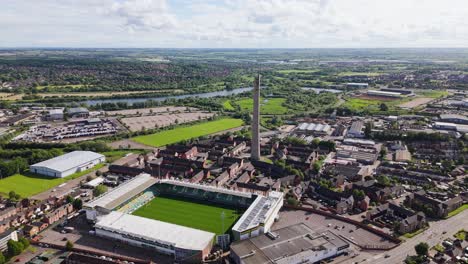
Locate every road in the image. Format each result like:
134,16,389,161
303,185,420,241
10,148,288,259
352,209,468,264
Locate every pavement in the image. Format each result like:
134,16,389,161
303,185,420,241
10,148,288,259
351,209,468,264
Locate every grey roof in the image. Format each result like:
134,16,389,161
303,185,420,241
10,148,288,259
95,211,215,251
30,151,104,173
67,107,89,114
440,114,468,121
49,109,63,115
231,223,349,264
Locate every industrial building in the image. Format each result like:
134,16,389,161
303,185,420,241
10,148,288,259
346,83,368,89
347,121,365,138
296,122,331,136
231,191,284,240
30,151,105,178
67,107,89,118
367,90,403,98
45,109,64,121
230,223,349,264
95,211,215,263
439,114,468,125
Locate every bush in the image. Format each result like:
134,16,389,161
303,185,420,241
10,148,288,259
19,237,30,248
93,184,108,197
66,240,74,251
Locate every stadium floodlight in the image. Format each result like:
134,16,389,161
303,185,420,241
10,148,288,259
221,211,226,233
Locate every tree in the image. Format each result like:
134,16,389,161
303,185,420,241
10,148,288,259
379,103,389,111
65,240,74,251
19,237,30,248
287,197,299,206
93,184,108,197
312,161,321,174
8,191,16,200
0,251,5,264
415,242,429,256
66,195,74,204
73,199,83,210
353,189,366,201
7,240,24,256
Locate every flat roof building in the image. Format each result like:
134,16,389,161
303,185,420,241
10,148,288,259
367,90,403,98
67,107,89,118
346,83,368,89
95,211,215,263
230,223,349,264
30,151,105,178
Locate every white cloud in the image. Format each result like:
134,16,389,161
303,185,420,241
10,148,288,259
0,0,468,47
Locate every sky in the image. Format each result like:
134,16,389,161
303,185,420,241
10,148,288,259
1,0,468,48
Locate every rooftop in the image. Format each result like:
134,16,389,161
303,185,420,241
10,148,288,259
30,151,104,172
232,191,283,233
95,211,215,251
85,173,157,210
231,223,349,264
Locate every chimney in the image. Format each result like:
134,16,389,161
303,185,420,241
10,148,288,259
251,74,261,161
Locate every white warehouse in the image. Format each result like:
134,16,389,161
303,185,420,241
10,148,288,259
30,151,105,178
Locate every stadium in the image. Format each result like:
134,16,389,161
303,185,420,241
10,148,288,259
84,173,283,263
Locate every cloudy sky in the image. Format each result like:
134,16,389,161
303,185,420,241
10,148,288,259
2,0,468,48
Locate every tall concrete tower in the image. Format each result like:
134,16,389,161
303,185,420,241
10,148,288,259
251,74,261,161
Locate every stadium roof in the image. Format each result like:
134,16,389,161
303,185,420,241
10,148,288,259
85,173,157,210
95,211,215,251
30,151,104,173
232,191,283,233
160,179,253,198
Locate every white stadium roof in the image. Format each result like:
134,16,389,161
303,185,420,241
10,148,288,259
30,151,104,173
85,173,157,210
96,211,215,251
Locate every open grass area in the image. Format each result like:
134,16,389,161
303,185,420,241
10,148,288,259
343,96,411,114
277,69,318,74
132,196,242,235
417,90,449,98
222,100,235,111
132,118,244,147
402,227,427,239
446,204,468,218
0,163,105,198
235,98,288,115
337,71,382,76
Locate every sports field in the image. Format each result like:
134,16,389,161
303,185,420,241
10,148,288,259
132,118,243,147
0,164,105,198
132,196,242,235
235,98,288,115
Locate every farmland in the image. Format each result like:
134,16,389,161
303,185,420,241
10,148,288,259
132,118,244,147
132,196,241,234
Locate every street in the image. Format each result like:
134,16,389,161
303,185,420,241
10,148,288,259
351,209,468,264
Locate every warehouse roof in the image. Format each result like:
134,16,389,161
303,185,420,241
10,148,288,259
231,223,349,264
95,211,215,251
30,151,104,173
67,107,89,114
85,173,157,210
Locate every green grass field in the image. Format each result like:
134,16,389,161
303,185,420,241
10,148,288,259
235,98,288,115
222,100,235,111
132,196,242,234
417,90,449,98
343,97,411,114
0,163,105,197
277,69,317,74
132,118,244,147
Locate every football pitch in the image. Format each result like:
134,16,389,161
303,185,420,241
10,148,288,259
132,196,242,235
132,118,244,147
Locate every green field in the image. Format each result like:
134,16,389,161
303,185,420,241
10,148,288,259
235,98,288,114
222,100,235,111
277,69,318,74
0,164,105,198
132,118,244,147
337,71,382,76
132,196,242,234
417,90,449,98
343,97,411,114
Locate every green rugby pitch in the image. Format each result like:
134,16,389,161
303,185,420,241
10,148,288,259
132,196,242,235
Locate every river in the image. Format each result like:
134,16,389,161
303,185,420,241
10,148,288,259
83,87,253,106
